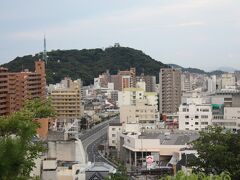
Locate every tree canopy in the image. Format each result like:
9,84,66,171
188,126,240,180
23,98,57,119
2,47,168,85
0,99,56,180
160,170,231,180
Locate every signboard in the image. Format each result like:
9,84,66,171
152,152,159,161
146,156,154,170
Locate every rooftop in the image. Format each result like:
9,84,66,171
86,162,116,173
138,130,199,145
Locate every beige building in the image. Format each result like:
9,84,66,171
119,87,159,129
120,101,159,129
159,68,181,114
50,78,82,123
108,122,122,148
118,88,145,107
221,73,236,89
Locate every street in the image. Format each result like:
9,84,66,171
80,116,119,167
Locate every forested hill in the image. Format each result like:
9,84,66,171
2,47,168,85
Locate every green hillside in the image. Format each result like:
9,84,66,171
2,46,168,85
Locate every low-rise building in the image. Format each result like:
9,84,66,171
108,122,122,148
119,130,199,169
212,106,240,131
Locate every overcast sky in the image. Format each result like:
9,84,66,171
1,0,240,71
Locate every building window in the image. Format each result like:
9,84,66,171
185,115,189,118
195,122,199,125
201,115,208,119
112,134,116,137
195,116,199,119
112,140,115,144
185,122,189,125
112,128,115,131
195,128,199,130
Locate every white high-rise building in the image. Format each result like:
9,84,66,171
181,73,192,92
207,75,217,93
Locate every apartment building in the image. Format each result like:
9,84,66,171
159,68,181,114
0,60,46,116
50,78,82,123
178,98,212,131
0,67,8,116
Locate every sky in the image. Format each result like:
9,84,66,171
0,0,240,71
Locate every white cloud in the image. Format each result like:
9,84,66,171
8,0,212,40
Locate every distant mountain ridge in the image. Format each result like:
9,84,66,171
167,64,226,75
2,46,168,85
217,66,237,73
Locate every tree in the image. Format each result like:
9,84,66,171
0,99,56,180
23,98,57,118
105,163,128,180
188,126,240,180
160,170,231,180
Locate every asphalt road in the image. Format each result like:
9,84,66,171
80,116,119,167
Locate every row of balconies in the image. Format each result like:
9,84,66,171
51,96,80,99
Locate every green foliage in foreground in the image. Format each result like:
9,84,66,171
23,98,57,118
189,126,240,180
105,163,128,180
160,171,231,180
0,99,56,180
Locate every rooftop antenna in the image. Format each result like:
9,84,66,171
42,34,48,64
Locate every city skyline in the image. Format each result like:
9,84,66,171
1,0,240,71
